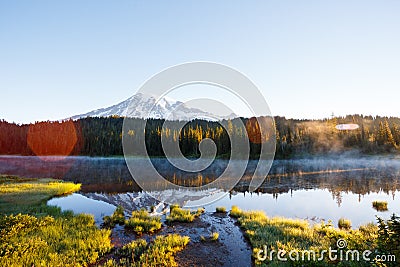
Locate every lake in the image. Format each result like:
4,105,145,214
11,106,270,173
1,155,399,227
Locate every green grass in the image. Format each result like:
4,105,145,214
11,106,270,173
103,205,125,227
116,238,148,260
124,209,162,235
104,207,162,235
0,176,194,266
166,205,204,223
101,234,190,267
230,205,244,218
215,206,227,213
0,175,112,266
0,175,81,214
337,218,352,230
169,203,180,210
0,213,112,266
230,206,379,266
372,200,388,211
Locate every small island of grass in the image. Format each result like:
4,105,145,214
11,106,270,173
372,200,388,211
125,208,162,235
166,204,204,223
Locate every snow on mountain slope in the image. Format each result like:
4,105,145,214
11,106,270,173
71,93,236,121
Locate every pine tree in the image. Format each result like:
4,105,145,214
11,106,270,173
384,120,396,147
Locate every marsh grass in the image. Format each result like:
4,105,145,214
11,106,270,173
0,175,37,183
103,206,125,227
230,205,244,218
124,209,162,235
338,218,352,230
211,232,219,241
230,206,379,266
372,200,388,211
166,205,204,223
0,213,112,266
0,175,81,214
201,232,219,242
0,176,111,266
116,238,147,261
215,206,226,213
102,234,190,267
170,203,180,211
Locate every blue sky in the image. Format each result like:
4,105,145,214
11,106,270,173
0,1,399,123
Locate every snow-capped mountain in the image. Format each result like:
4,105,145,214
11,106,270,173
71,93,236,121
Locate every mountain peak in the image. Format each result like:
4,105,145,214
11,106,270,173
71,93,236,121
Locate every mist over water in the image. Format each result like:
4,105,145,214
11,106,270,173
1,155,399,193
2,155,399,226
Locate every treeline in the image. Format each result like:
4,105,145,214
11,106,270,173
0,115,399,158
274,115,400,157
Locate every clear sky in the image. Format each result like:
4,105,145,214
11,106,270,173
1,1,399,123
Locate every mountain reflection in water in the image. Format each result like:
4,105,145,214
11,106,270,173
1,156,399,198
3,156,398,227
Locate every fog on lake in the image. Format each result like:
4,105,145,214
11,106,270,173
1,155,399,226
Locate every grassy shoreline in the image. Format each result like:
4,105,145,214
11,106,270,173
1,175,398,266
0,175,113,266
0,175,192,267
230,206,399,266
0,175,81,214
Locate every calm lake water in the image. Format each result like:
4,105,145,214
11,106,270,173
1,155,399,227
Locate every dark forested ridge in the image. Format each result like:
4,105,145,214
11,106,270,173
1,115,399,159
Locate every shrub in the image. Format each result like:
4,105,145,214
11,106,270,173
372,200,388,212
377,214,400,266
338,218,352,230
125,209,162,235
